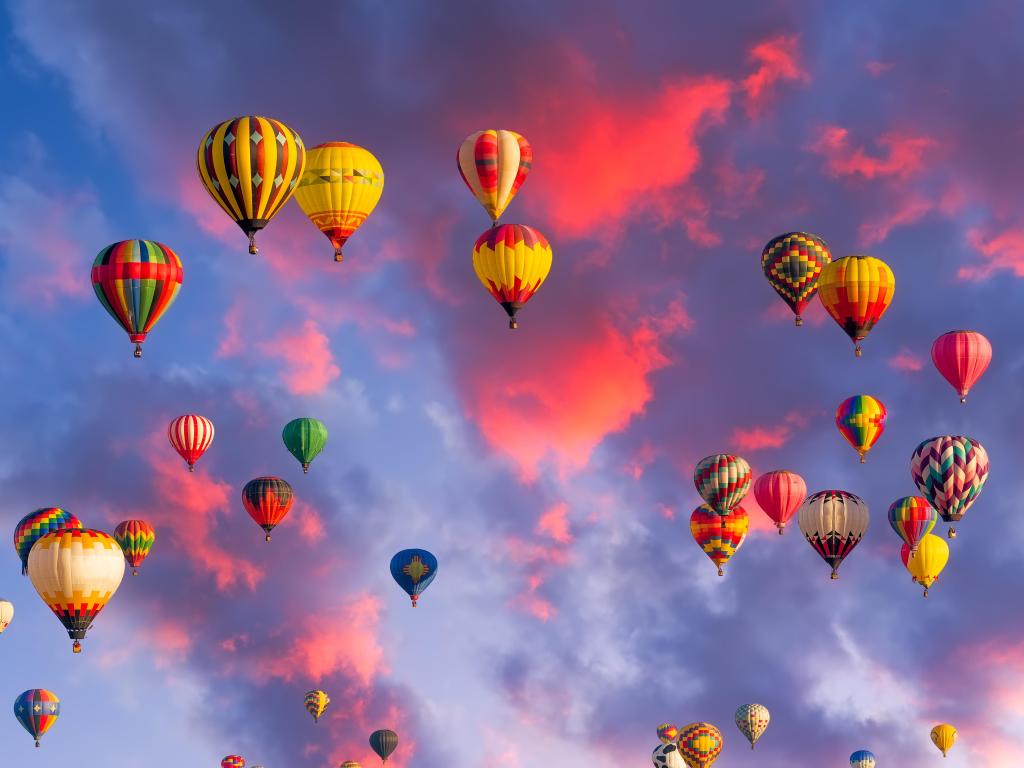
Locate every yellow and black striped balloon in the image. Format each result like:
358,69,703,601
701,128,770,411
196,115,305,254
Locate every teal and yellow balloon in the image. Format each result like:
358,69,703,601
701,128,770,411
282,418,329,474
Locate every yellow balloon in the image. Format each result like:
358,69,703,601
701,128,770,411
303,689,330,722
817,255,895,356
293,142,384,262
906,533,949,597
472,224,552,329
930,723,957,757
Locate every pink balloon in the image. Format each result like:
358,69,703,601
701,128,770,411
931,330,992,403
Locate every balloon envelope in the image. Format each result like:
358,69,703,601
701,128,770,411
835,395,886,462
390,549,438,606
0,599,12,633
282,418,329,473
753,470,806,533
304,689,330,723
931,723,957,756
910,435,989,536
221,756,245,768
657,723,680,744
241,477,295,541
690,505,748,576
850,750,876,768
13,508,81,575
734,703,770,749
797,490,869,578
652,742,687,768
112,520,155,575
818,255,895,356
168,414,215,471
906,533,949,597
294,142,384,261
369,728,398,762
931,330,991,402
472,224,552,329
887,497,936,552
14,689,60,747
676,722,723,768
27,528,125,652
760,231,831,325
694,454,752,513
196,115,305,254
91,239,183,357
457,130,532,223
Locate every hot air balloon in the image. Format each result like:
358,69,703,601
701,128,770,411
760,232,831,326
694,454,752,513
13,508,81,575
652,742,686,768
887,497,936,553
906,533,949,597
112,520,156,576
390,549,437,607
221,756,245,768
0,599,12,633
931,723,957,757
657,724,680,744
752,470,806,534
817,255,895,356
910,436,989,538
304,689,330,723
932,331,991,403
676,722,723,768
27,528,125,653
797,490,869,579
850,750,876,768
241,477,294,542
734,703,770,750
690,505,748,576
282,418,328,473
835,395,887,463
168,414,215,472
196,116,305,255
341,763,363,768
91,240,184,357
457,130,532,224
293,142,384,261
900,542,917,582
472,224,552,329
14,689,60,747
369,729,398,763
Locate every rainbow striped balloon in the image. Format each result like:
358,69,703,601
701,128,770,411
113,520,156,576
835,395,886,463
13,508,82,575
690,505,749,576
14,689,60,747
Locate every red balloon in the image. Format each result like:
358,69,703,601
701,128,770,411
931,330,992,403
167,414,215,471
241,477,294,542
752,470,807,534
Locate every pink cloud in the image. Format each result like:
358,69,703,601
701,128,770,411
505,504,577,621
293,500,327,542
259,319,341,395
810,125,937,180
888,348,925,372
858,194,933,245
742,35,810,116
731,410,811,451
536,502,573,544
249,594,384,686
866,61,894,76
142,428,264,592
959,225,1024,280
217,298,246,357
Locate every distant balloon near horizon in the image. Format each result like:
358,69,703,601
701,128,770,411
850,749,876,768
221,756,245,768
457,129,532,224
282,417,328,473
657,723,680,744
304,689,330,723
676,721,723,768
760,231,831,326
390,549,438,606
168,414,215,472
91,239,184,357
818,255,895,356
196,115,305,255
652,742,687,767
734,703,770,749
14,689,60,747
931,330,991,403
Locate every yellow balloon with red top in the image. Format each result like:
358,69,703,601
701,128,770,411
817,255,895,356
472,224,552,329
293,142,384,262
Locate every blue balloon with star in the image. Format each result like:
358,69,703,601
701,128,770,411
390,548,437,607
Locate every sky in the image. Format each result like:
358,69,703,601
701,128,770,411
0,1,1023,766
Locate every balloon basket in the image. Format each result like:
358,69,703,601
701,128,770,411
72,640,82,653
133,344,142,358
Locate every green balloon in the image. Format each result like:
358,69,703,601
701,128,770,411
282,418,328,473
